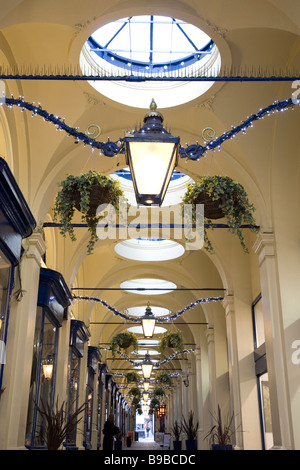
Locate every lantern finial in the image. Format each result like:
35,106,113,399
144,98,163,122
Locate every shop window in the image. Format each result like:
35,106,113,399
66,349,81,446
252,294,265,348
97,370,104,449
257,372,274,450
66,320,90,449
25,307,59,448
0,256,13,385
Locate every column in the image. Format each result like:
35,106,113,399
91,371,99,450
0,229,46,449
176,377,182,423
253,232,293,449
181,364,189,419
205,327,217,416
77,341,88,450
55,315,71,408
195,349,204,449
222,294,243,449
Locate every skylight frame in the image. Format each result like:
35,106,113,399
88,15,215,74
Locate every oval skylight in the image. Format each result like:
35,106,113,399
133,349,160,356
80,15,221,108
115,238,185,261
127,325,167,334
138,339,159,346
110,168,193,207
128,306,169,317
120,278,176,295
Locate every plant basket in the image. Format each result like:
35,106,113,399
193,190,225,219
73,184,112,217
110,332,138,359
53,170,126,254
182,175,257,253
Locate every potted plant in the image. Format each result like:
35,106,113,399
53,170,126,254
182,410,199,450
158,330,184,356
125,371,140,385
182,175,257,253
204,405,235,450
153,387,165,397
35,398,86,450
110,331,138,358
171,420,183,451
155,371,172,387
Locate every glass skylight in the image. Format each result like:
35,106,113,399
127,325,167,334
80,15,221,108
127,306,169,317
88,16,214,74
114,238,185,261
120,278,176,295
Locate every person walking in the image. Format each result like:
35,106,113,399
102,414,120,450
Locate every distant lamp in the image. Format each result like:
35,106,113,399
124,99,180,206
157,404,166,417
143,404,148,414
42,356,53,380
143,391,150,402
141,352,153,379
143,379,150,392
141,304,156,339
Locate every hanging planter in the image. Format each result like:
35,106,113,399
153,387,165,397
155,371,172,387
110,331,138,359
128,387,142,398
131,397,141,408
182,175,258,253
125,371,141,385
150,397,160,409
158,329,184,355
53,170,126,254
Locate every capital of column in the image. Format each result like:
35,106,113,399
253,231,276,266
222,294,235,318
22,227,47,264
205,327,215,345
195,348,201,361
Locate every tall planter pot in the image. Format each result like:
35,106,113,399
212,444,233,450
185,439,197,450
173,440,182,451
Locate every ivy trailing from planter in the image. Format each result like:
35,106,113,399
110,331,138,359
124,371,141,385
53,170,126,254
153,387,165,397
182,175,258,253
128,387,142,399
158,329,184,356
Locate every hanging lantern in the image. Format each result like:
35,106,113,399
143,391,150,402
141,352,153,379
124,99,180,206
42,356,53,380
141,304,156,339
143,379,150,392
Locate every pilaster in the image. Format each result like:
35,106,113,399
0,229,46,449
253,231,293,449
